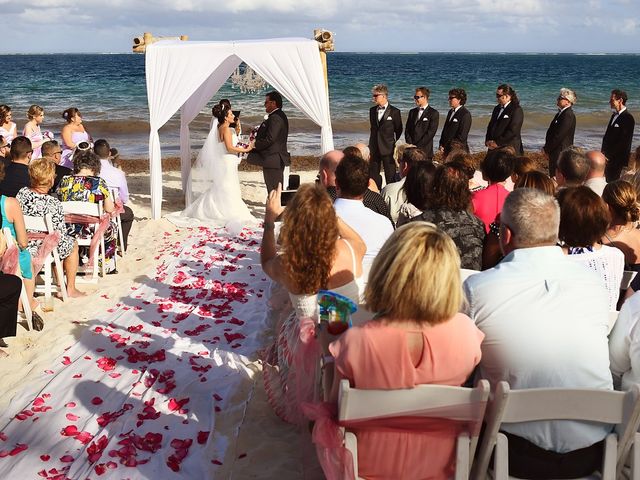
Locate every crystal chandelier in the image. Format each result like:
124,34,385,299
230,64,267,94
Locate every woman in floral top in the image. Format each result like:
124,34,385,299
56,150,117,274
16,158,85,296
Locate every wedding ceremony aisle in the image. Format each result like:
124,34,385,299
0,225,274,479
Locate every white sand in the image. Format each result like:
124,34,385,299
0,167,320,478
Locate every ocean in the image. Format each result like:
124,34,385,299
1,52,639,159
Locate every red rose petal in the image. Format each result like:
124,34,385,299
91,397,103,405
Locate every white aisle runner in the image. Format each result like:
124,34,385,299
0,226,271,479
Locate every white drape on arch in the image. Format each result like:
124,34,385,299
145,38,334,219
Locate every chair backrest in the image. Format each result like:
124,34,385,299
473,382,640,478
61,200,103,217
339,379,491,472
621,270,638,290
23,214,55,234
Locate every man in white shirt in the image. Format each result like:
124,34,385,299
584,150,608,196
463,188,612,478
381,147,427,225
94,139,134,251
334,154,394,270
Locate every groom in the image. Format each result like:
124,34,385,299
247,91,290,192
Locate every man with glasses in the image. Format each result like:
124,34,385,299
602,89,635,181
543,88,577,177
368,84,403,189
42,140,71,191
0,136,10,167
485,84,524,154
405,87,439,161
0,136,33,197
439,88,472,157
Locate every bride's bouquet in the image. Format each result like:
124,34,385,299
236,125,260,160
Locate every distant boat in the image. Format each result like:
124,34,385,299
132,33,188,53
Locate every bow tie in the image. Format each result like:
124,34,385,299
378,106,386,111
419,108,424,112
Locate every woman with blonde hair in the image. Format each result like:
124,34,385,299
261,183,366,424
328,222,484,479
602,180,640,266
23,105,46,159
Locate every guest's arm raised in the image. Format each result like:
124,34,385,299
261,183,286,284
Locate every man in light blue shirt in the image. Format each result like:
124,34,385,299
464,188,612,478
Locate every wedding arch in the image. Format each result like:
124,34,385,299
145,37,334,219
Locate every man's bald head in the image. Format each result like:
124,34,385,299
586,150,606,179
354,143,370,161
319,150,344,187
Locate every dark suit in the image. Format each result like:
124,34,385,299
369,104,402,188
602,109,635,181
246,108,290,192
439,106,472,155
405,105,439,159
485,102,524,154
543,107,576,177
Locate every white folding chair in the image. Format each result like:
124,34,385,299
339,379,491,480
61,201,107,282
108,187,125,257
24,214,68,303
2,227,32,325
472,382,640,480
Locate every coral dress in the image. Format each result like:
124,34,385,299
329,315,484,479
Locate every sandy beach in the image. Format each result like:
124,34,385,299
0,162,323,478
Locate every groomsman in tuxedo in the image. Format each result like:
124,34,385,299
439,88,472,157
602,89,635,181
405,87,439,160
368,84,403,188
543,88,577,177
485,84,524,154
246,91,290,192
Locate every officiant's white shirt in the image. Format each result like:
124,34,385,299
333,198,394,268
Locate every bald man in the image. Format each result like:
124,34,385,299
584,151,608,196
318,149,391,219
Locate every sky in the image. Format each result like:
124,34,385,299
2,0,639,54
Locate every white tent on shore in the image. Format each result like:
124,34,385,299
145,37,334,219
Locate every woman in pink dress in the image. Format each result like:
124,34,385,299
60,107,91,168
22,105,46,159
0,105,17,144
472,149,515,233
329,222,484,479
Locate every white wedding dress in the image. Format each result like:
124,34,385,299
168,121,257,231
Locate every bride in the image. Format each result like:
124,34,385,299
178,103,256,227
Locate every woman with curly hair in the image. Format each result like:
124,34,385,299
261,183,366,424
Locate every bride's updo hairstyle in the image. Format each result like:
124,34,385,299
212,104,231,124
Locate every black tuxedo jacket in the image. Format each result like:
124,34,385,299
405,105,439,158
485,102,524,154
369,105,403,157
543,107,576,171
439,106,472,154
247,108,290,169
602,109,635,169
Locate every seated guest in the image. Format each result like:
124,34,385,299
329,222,484,479
318,150,391,220
584,150,608,196
16,158,84,297
0,135,10,167
411,162,485,270
94,139,134,251
514,170,556,195
333,154,394,269
472,149,515,233
555,146,589,188
465,188,612,479
0,136,33,197
510,155,537,185
0,207,22,354
41,140,71,192
557,186,624,311
610,290,640,390
396,160,437,226
261,183,366,424
56,150,117,274
381,146,428,225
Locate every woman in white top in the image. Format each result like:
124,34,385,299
558,186,624,311
0,105,17,144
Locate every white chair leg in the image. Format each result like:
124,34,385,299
602,433,617,480
100,236,107,277
20,282,32,326
51,251,68,301
494,433,508,480
44,259,53,305
633,433,640,480
344,431,359,478
117,215,125,257
455,434,470,480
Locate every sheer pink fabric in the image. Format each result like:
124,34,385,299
0,244,19,275
28,231,61,274
64,213,111,267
